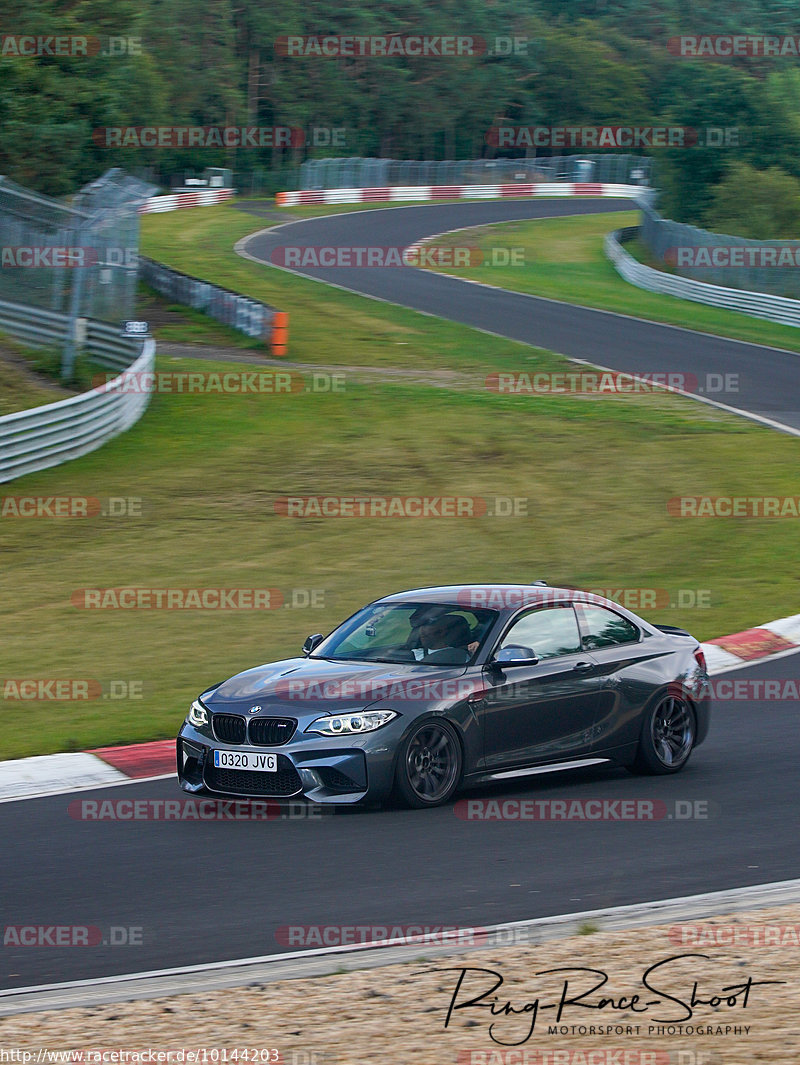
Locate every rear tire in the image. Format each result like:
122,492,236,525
393,718,463,808
630,694,696,775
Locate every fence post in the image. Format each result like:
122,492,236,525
61,216,88,381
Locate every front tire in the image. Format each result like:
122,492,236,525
630,694,696,774
393,718,463,808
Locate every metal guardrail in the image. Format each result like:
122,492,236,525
0,296,70,350
0,297,155,484
604,228,800,329
638,201,800,299
139,256,288,355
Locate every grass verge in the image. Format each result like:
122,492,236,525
0,333,82,415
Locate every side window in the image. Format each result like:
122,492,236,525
577,604,639,649
498,606,581,660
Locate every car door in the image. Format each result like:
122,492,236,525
573,601,666,752
480,604,601,770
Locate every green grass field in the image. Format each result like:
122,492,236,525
1,200,797,759
0,334,81,415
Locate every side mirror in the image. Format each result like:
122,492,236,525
302,633,324,656
489,645,540,667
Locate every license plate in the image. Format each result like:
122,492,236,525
213,750,277,772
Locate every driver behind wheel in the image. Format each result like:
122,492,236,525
415,614,473,661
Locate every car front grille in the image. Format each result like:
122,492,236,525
248,717,297,746
212,713,246,745
205,756,303,797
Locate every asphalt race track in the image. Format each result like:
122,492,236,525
2,654,799,987
240,198,800,432
3,199,799,992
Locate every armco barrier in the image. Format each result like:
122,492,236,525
139,256,288,355
0,298,155,483
275,182,650,206
605,228,800,329
639,200,800,299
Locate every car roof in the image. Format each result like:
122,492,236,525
374,584,620,610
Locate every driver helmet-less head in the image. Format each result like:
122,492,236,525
419,613,472,649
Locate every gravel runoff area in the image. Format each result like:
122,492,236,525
1,903,799,1064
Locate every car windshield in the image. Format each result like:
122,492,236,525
313,602,498,666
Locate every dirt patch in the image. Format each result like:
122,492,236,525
157,341,485,390
136,288,202,332
231,200,289,222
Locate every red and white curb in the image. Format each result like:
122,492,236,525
702,612,800,671
138,188,234,214
1,614,797,803
0,740,175,803
275,181,644,206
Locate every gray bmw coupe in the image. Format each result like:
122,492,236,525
177,583,710,808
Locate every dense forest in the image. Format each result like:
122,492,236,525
4,0,800,228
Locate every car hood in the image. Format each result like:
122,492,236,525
203,656,472,715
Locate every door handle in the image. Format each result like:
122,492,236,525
573,661,594,672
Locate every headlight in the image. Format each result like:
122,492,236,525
305,710,398,736
188,699,209,727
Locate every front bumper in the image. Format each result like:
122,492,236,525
176,720,399,804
